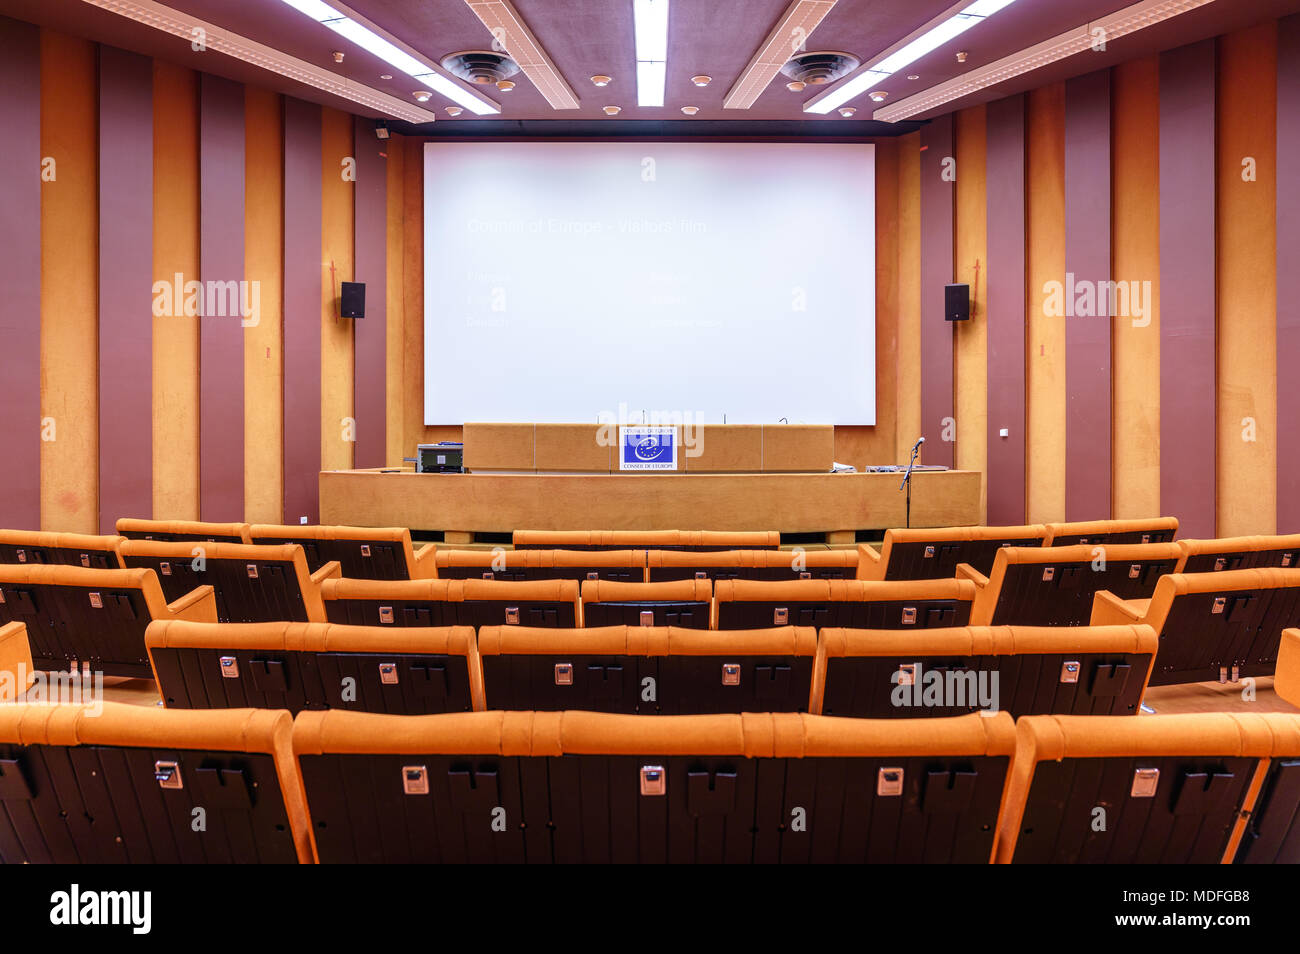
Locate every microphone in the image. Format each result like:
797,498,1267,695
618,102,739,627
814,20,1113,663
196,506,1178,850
911,436,925,454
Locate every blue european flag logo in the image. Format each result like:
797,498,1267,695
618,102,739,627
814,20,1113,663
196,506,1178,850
619,426,677,470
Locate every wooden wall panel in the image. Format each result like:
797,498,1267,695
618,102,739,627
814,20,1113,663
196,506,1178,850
1159,40,1218,538
353,116,387,468
283,97,322,524
385,133,406,467
1063,69,1113,522
1025,83,1067,524
0,17,42,530
954,105,988,522
1217,25,1278,537
152,61,200,521
896,131,922,463
321,108,355,473
198,74,246,522
97,46,153,532
1112,57,1162,520
1279,14,1300,533
40,31,98,533
985,94,1027,526
919,115,955,468
243,87,284,524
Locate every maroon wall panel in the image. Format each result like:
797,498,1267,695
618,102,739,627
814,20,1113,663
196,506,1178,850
920,114,955,469
98,46,153,533
283,98,323,524
1063,69,1112,523
0,17,41,530
1158,41,1217,538
985,94,1026,526
199,74,246,522
352,117,387,469
1279,14,1300,533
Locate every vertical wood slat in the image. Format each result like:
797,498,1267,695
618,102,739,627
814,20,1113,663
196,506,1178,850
284,98,323,524
1159,40,1217,538
98,46,153,532
1064,69,1112,522
920,114,955,469
0,17,41,530
985,94,1027,526
353,117,387,469
1278,14,1300,532
199,74,246,521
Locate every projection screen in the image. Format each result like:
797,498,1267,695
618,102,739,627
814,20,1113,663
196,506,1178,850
423,140,875,425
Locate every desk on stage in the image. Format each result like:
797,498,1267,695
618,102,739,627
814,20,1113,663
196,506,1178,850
318,469,984,542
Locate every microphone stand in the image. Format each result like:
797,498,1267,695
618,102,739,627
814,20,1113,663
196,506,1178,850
900,440,922,529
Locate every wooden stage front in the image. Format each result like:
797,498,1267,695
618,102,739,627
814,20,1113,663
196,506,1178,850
318,468,983,539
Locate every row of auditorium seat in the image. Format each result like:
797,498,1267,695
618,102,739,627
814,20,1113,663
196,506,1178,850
135,619,1158,718
5,555,1299,686
2,700,1298,863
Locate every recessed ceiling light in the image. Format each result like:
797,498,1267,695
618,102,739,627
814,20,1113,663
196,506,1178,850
496,79,515,91
603,105,621,115
413,90,432,102
332,50,345,63
691,75,711,87
838,106,856,117
956,50,968,62
381,73,393,80
680,105,699,115
590,74,611,86
445,105,463,116
906,74,918,80
633,0,668,106
869,90,888,102
786,80,806,92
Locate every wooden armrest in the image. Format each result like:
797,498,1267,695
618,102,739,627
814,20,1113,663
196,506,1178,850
412,543,438,579
1276,630,1300,709
955,563,989,588
855,543,884,581
311,560,343,585
1089,589,1144,626
167,584,218,622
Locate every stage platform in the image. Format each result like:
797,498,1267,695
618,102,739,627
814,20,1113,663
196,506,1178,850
318,468,983,542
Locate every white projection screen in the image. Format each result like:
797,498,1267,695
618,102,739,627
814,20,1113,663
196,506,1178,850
423,140,875,425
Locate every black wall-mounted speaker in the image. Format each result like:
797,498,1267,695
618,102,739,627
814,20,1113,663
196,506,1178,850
945,283,970,322
340,281,366,319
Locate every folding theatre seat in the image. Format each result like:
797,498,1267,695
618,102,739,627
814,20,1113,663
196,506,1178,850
713,578,975,630
248,524,437,580
995,712,1292,864
146,620,483,716
435,548,646,582
1231,710,1300,863
1277,628,1300,708
116,518,251,544
1042,516,1178,547
321,578,580,628
1090,568,1300,686
512,530,781,551
0,530,126,570
0,565,216,677
646,548,857,582
1175,534,1300,574
0,621,34,701
960,542,1181,627
0,702,310,863
477,625,817,714
119,540,335,624
812,624,1157,719
857,524,1048,582
580,579,712,628
291,708,1015,863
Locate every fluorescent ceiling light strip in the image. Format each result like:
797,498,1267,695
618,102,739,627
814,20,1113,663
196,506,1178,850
723,0,837,109
634,0,669,108
804,0,1018,114
80,0,440,122
465,0,580,109
636,60,667,107
277,0,499,114
872,0,1215,121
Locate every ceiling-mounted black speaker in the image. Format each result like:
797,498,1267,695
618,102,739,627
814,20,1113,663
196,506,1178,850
945,283,970,322
340,281,366,319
